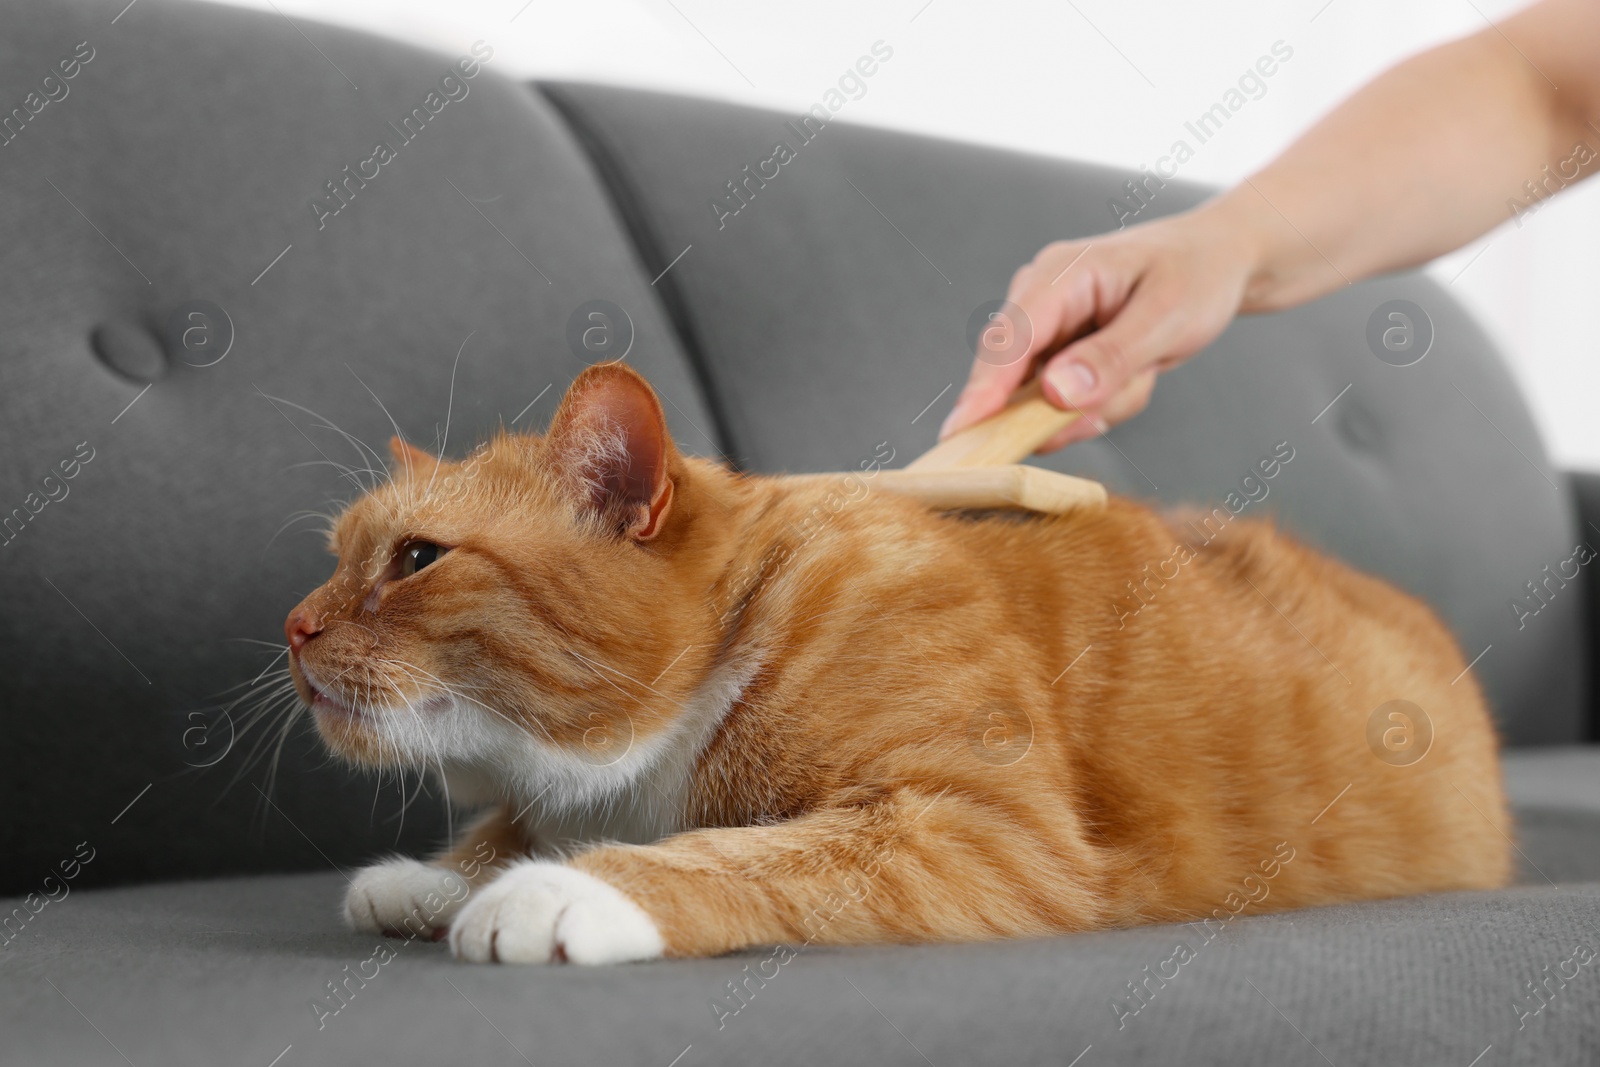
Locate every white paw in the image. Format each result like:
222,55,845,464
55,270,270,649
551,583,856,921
448,861,663,965
345,857,471,939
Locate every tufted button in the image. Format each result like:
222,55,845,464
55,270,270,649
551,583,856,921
91,321,168,383
1338,401,1384,452
162,299,234,368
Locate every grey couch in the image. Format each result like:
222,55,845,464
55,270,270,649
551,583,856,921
3,2,1597,1064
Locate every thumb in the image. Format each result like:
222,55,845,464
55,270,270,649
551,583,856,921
1037,287,1175,415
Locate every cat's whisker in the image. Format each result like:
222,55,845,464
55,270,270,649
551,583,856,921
259,391,390,494
369,763,386,829
384,667,493,700
230,689,300,745
473,690,560,747
567,650,681,728
345,660,458,812
195,665,294,704
377,654,562,754
346,363,408,495
423,331,473,501
245,647,291,687
301,445,386,478
326,619,380,644
379,657,489,700
254,388,379,498
568,649,689,710
234,690,308,822
279,454,365,488
363,672,444,842
376,664,456,769
213,676,295,742
377,664,507,828
283,459,379,479
396,697,453,845
221,686,309,797
261,697,305,804
262,504,345,558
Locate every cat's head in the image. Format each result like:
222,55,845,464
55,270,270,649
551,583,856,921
283,362,722,792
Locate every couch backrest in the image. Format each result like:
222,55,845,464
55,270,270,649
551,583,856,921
546,82,1591,749
0,0,1587,895
0,0,717,893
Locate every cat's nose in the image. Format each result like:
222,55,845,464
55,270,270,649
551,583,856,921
285,607,324,653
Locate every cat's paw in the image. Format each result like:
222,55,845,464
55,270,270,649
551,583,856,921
448,860,663,965
345,857,470,939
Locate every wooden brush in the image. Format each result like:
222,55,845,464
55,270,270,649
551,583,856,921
820,381,1108,516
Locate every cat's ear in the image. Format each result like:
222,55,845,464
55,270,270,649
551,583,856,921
545,362,675,541
388,436,436,476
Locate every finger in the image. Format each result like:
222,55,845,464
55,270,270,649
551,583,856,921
1032,369,1156,453
1012,239,1109,344
1006,262,1036,299
941,244,1103,439
940,359,1034,441
940,299,1051,439
1036,276,1180,414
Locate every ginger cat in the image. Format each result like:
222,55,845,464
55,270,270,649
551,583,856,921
284,362,1510,964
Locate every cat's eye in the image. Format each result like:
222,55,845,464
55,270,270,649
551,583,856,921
399,541,445,578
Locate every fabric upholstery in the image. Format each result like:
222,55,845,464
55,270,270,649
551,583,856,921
1568,471,1600,733
4,3,1599,1065
0,0,718,893
4,749,1597,1067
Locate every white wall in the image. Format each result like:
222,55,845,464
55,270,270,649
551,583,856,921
212,0,1600,469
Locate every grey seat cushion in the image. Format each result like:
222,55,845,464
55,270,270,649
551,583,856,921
0,0,717,893
1506,747,1600,885
544,83,1591,747
5,748,1598,1066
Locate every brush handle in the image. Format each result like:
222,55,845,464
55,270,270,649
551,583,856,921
905,380,1079,471
871,466,1106,514
803,379,1104,516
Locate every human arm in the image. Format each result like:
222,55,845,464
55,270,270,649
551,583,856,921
943,0,1600,449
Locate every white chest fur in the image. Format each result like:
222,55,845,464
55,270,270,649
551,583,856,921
438,657,757,855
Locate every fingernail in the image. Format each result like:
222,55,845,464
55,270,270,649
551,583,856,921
1044,360,1097,406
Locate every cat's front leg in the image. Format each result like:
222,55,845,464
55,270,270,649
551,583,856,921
345,804,529,939
345,857,473,939
448,860,665,964
448,787,1105,962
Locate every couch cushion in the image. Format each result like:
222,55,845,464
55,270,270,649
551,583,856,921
543,83,1590,748
4,748,1597,1066
1505,747,1600,885
0,0,718,894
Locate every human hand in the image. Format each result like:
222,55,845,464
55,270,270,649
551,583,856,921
940,202,1260,452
